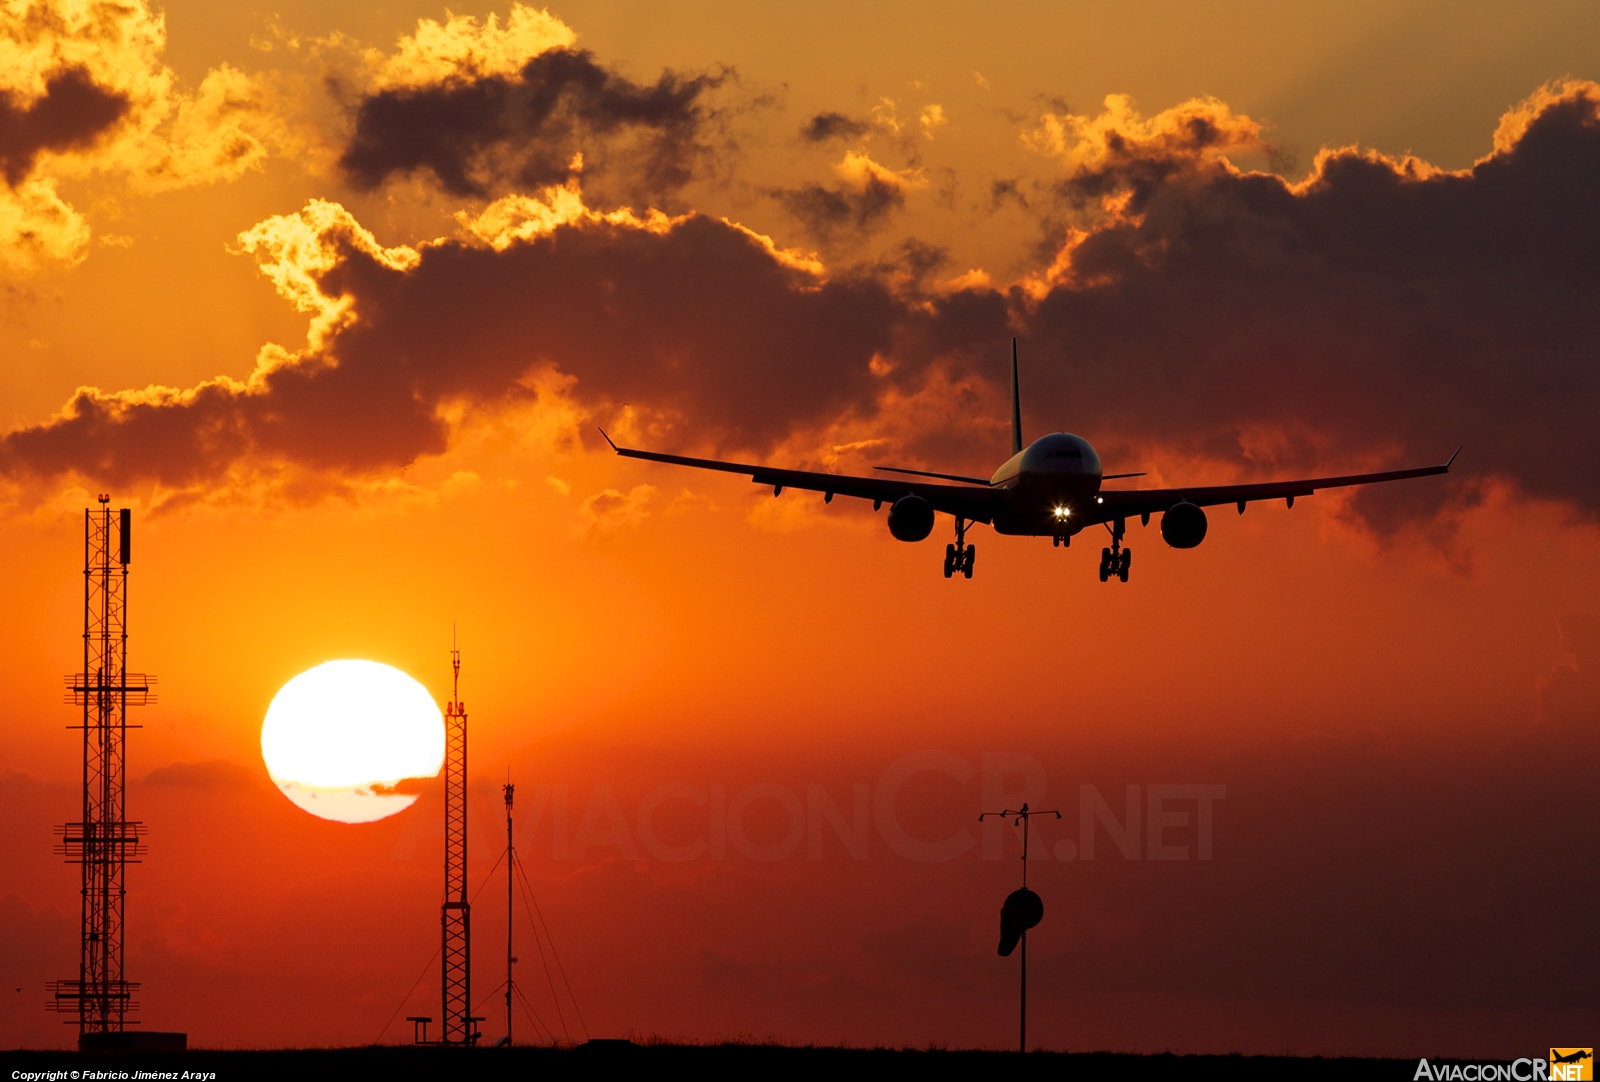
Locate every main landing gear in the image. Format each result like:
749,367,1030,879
944,516,976,579
1099,518,1131,583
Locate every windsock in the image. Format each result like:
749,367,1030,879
998,887,1043,956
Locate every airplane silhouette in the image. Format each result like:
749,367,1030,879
602,340,1458,580
1552,1050,1593,1064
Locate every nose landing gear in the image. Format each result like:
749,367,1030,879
943,516,976,579
1098,518,1131,583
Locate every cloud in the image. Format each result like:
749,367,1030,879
1024,92,1266,205
340,36,731,201
0,0,297,272
0,174,89,268
0,178,1005,497
0,65,129,183
142,760,259,790
453,172,683,250
6,81,1600,542
133,63,298,194
799,111,869,143
578,483,655,537
775,151,926,241
1014,80,1600,533
988,176,1029,212
369,3,576,91
234,197,421,346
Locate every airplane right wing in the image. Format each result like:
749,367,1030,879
1086,450,1460,525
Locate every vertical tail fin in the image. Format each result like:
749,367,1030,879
1011,337,1023,456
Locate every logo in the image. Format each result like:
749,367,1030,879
1552,1049,1593,1082
1414,1052,1592,1081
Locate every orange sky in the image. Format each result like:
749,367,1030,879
2,0,1598,1056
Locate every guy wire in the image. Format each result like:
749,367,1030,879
514,850,589,1041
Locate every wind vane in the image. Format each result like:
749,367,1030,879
977,801,1061,1054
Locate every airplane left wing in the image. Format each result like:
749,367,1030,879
600,431,1003,523
1086,449,1460,524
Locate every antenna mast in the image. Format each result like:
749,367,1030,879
51,498,156,1045
504,780,515,1047
440,633,478,1045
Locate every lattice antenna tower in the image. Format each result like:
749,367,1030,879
440,632,478,1044
49,497,156,1045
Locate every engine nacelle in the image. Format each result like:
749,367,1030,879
887,495,935,542
1160,501,1208,548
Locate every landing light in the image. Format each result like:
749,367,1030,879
1052,505,1071,520
1096,497,1104,504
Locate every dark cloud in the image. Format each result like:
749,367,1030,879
0,207,1005,489
1059,106,1258,214
774,172,907,241
799,111,869,143
0,66,129,185
872,237,948,290
1016,81,1600,532
142,760,260,790
7,82,1600,540
339,48,729,199
988,177,1029,212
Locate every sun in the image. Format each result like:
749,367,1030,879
261,660,445,824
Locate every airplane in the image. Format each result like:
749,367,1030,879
599,340,1458,581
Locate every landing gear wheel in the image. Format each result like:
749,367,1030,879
1118,548,1132,583
1099,548,1112,582
943,517,977,580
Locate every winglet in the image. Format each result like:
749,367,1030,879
597,427,619,452
1010,337,1023,457
1444,445,1461,470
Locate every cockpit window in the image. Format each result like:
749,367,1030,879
1056,449,1083,459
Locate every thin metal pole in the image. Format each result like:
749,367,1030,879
1020,802,1028,1053
1020,930,1027,1054
1021,805,1029,887
505,782,514,1047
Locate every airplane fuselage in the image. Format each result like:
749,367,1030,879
989,432,1103,536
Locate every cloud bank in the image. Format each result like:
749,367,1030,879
0,185,996,494
5,81,1600,537
1020,80,1600,530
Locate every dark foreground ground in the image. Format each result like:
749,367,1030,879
1,1041,1420,1079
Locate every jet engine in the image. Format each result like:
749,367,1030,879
887,495,935,541
1160,501,1208,548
